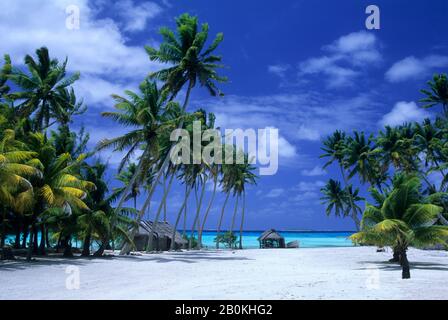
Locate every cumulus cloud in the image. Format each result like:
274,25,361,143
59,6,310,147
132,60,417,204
299,31,381,88
385,55,448,83
114,0,163,32
0,0,164,112
379,101,429,127
268,64,291,78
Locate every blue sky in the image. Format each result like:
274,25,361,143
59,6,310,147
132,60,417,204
1,0,448,230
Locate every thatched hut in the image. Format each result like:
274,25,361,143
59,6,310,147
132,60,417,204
258,229,286,248
133,220,187,251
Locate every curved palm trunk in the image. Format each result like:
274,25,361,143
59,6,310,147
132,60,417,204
113,148,148,220
400,247,411,279
163,173,168,222
122,81,195,252
183,184,188,238
146,172,176,252
216,192,230,249
230,195,240,233
389,246,401,262
198,176,218,248
170,186,193,250
119,179,157,255
239,191,246,250
189,177,208,250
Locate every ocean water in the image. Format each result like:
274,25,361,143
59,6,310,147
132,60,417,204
198,230,354,249
4,230,355,249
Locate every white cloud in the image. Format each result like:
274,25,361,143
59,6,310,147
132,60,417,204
301,166,326,177
295,180,325,193
297,125,320,141
0,0,164,113
299,31,381,88
268,64,290,78
265,188,285,198
385,55,448,83
75,75,138,109
114,0,163,32
379,101,429,127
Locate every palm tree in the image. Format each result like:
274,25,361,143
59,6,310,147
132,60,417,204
146,13,227,109
25,132,93,259
321,130,347,176
236,157,257,249
79,161,136,256
420,73,448,116
131,14,228,251
115,163,141,210
351,174,448,279
320,179,363,229
0,130,39,257
345,131,384,189
99,80,181,252
8,47,80,131
376,125,419,173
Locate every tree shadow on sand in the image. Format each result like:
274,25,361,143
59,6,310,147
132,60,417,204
0,250,253,270
357,260,448,272
114,250,254,264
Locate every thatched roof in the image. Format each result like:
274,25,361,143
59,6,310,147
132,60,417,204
137,220,187,244
258,229,284,241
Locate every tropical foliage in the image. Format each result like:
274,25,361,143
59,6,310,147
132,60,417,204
320,73,448,278
0,13,257,261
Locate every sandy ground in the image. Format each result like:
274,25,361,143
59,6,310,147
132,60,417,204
1,247,447,300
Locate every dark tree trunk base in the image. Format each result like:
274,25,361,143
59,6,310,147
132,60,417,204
400,249,411,279
1,248,16,260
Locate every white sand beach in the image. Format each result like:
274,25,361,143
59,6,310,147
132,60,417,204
1,247,447,300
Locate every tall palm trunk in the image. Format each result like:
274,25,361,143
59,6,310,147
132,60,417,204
113,147,148,221
170,186,193,250
339,165,360,231
0,207,6,250
239,191,246,250
82,229,92,257
163,172,167,222
119,165,160,255
230,195,240,233
198,176,218,248
26,224,34,261
122,80,195,253
146,172,176,252
400,247,411,279
216,192,230,249
38,224,46,255
189,177,208,249
183,184,188,238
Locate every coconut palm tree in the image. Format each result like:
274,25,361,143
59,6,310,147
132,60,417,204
320,179,363,230
115,163,141,210
79,161,136,256
321,130,348,176
235,157,257,249
146,13,227,109
351,174,448,279
99,80,182,251
345,131,384,189
25,132,94,259
420,73,448,116
0,130,39,257
8,47,80,131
